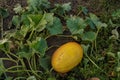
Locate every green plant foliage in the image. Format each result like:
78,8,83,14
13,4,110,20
12,15,20,27
27,0,50,12
89,13,107,29
112,9,120,20
39,56,51,70
82,31,96,42
52,2,71,15
0,8,9,18
0,0,119,80
30,37,48,56
13,4,23,14
67,16,86,35
46,17,63,35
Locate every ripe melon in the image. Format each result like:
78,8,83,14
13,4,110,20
51,42,83,73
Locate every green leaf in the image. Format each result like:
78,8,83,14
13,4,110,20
13,29,27,40
82,6,88,15
79,6,88,15
82,31,96,42
27,76,36,80
67,16,87,34
89,13,107,29
36,19,47,32
0,8,9,18
62,2,71,12
13,4,23,14
28,13,47,32
17,45,32,59
46,17,63,35
27,0,50,12
53,2,71,15
107,52,115,58
28,14,43,25
109,28,119,40
21,14,30,25
89,13,99,24
30,37,48,56
0,39,9,51
12,15,20,27
20,25,30,37
27,0,38,12
39,56,51,70
17,51,32,59
96,22,107,29
85,17,95,29
38,0,50,10
112,9,120,20
45,13,54,26
81,44,90,54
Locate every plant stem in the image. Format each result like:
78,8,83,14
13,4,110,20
27,59,42,79
95,28,101,53
0,58,17,63
6,66,23,70
33,54,37,71
0,14,3,39
28,29,34,40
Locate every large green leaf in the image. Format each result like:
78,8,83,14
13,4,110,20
82,31,96,42
21,14,30,25
28,13,47,32
0,8,9,18
12,15,20,27
13,28,29,40
112,9,120,20
85,17,95,29
0,39,9,52
28,14,43,25
45,13,54,26
13,4,23,14
17,51,32,59
81,44,90,54
62,2,71,12
27,0,50,12
89,13,107,29
78,6,88,15
67,16,87,34
46,17,63,35
30,37,48,56
17,45,32,59
53,2,71,15
27,0,39,12
39,56,51,70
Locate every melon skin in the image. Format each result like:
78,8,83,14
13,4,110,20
51,42,83,73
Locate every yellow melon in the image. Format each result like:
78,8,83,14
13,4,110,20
51,42,83,73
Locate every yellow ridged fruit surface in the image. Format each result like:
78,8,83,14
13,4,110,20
51,42,83,73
